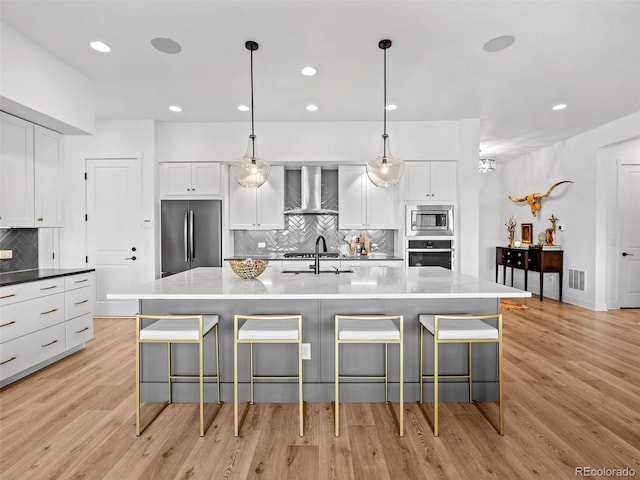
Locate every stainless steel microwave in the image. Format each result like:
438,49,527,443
405,205,454,237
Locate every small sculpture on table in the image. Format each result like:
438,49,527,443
545,214,558,246
505,215,517,247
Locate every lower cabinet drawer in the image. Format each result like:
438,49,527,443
0,293,65,343
66,313,94,349
0,323,66,381
65,286,95,320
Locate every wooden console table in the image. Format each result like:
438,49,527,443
495,246,563,302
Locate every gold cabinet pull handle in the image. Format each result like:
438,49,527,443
0,321,16,328
40,285,58,291
41,340,58,348
40,308,58,315
75,327,89,333
0,356,17,366
74,300,89,305
0,294,16,300
74,279,89,284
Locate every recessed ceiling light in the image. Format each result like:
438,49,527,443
151,37,182,54
306,105,318,112
385,104,397,111
237,105,250,112
552,104,567,111
169,105,182,112
90,41,111,53
301,66,317,76
483,35,516,53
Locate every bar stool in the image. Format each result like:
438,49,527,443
135,314,222,437
233,314,303,436
418,314,503,436
334,315,403,437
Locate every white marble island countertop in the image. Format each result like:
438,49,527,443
108,266,531,301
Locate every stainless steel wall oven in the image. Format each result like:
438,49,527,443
406,239,454,269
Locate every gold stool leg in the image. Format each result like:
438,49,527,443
250,343,254,405
136,317,141,436
384,343,388,403
334,316,340,437
399,316,404,437
234,316,239,436
468,342,473,403
419,324,424,404
215,324,221,404
434,336,439,437
298,324,304,437
498,335,504,435
199,334,205,436
168,343,172,404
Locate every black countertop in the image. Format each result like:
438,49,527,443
0,268,95,287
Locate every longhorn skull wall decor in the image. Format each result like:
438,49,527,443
508,181,573,217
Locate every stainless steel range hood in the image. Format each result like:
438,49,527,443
283,166,338,215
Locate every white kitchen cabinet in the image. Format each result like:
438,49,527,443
229,165,284,230
403,161,457,202
0,112,35,228
64,272,95,349
160,162,221,198
0,272,95,386
34,125,64,227
338,165,396,230
38,228,61,269
0,113,64,228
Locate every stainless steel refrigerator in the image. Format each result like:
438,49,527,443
161,200,222,276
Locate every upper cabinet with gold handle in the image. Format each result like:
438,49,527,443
0,113,63,228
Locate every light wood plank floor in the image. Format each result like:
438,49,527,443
1,297,638,479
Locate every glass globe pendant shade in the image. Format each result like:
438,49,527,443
366,134,404,187
231,135,270,188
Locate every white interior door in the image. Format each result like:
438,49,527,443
618,163,640,308
86,158,141,316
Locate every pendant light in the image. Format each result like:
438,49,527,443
231,40,270,188
366,39,404,188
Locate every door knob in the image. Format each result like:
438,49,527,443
125,256,137,261
622,252,633,257
131,247,137,252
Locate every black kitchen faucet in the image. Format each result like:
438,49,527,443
314,235,327,274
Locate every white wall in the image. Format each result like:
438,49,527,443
479,110,640,310
0,22,95,135
62,120,157,284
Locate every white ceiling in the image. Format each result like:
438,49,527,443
2,0,640,161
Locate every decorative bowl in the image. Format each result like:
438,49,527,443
229,259,268,279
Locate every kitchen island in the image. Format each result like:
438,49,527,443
108,266,530,403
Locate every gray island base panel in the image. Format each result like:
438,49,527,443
108,266,530,404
